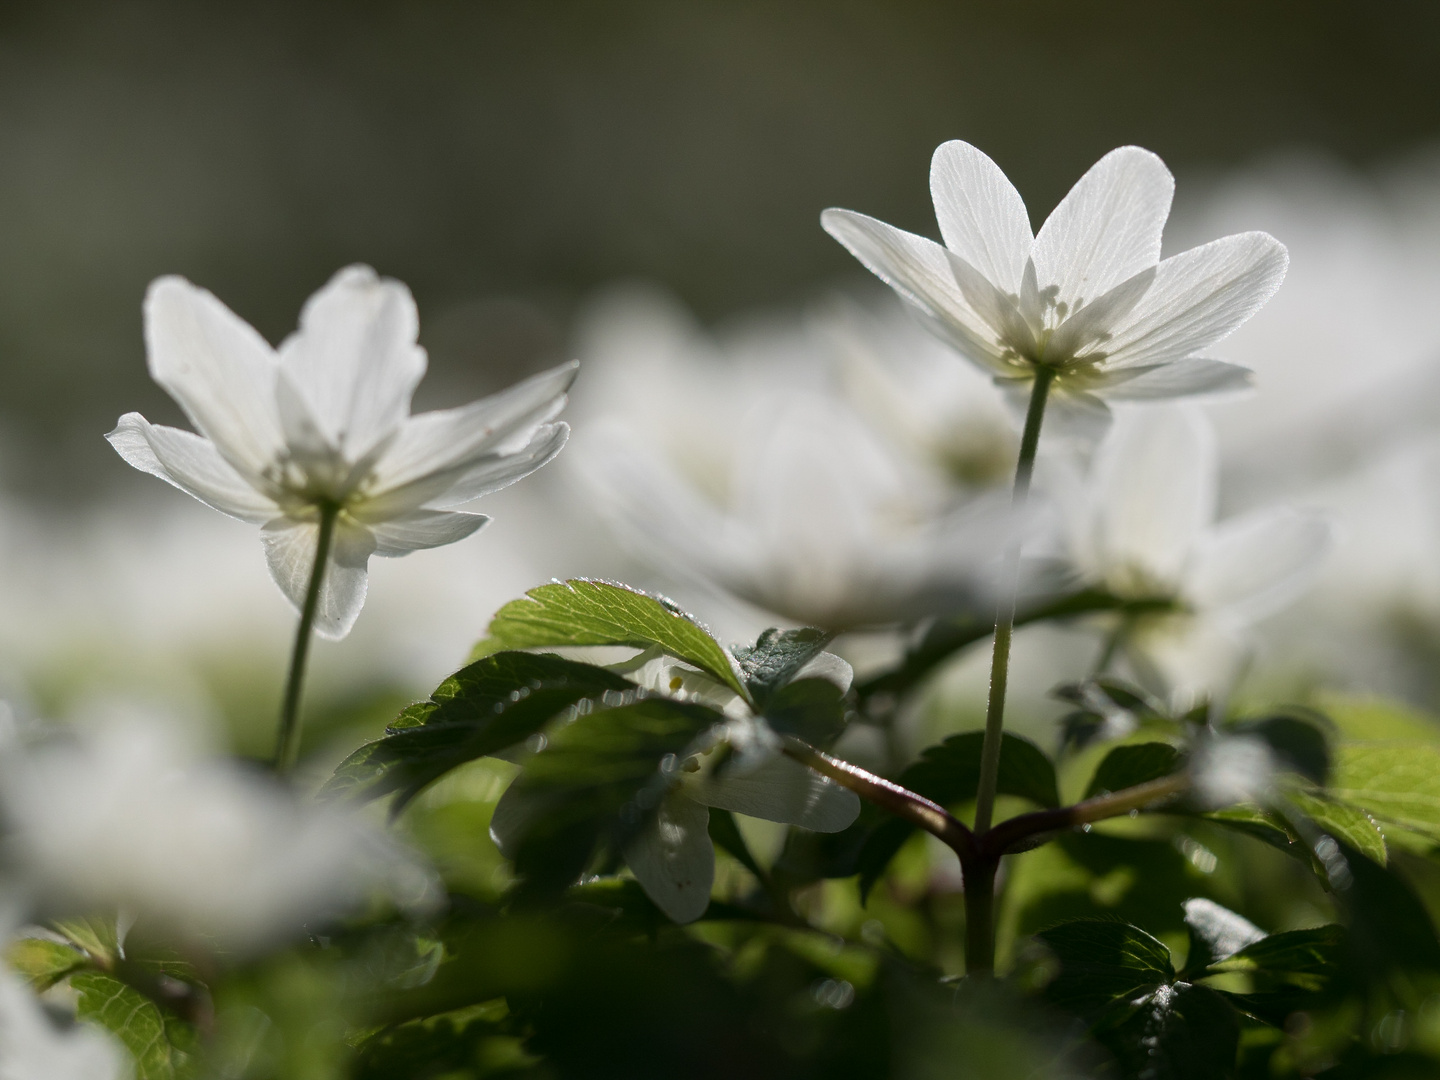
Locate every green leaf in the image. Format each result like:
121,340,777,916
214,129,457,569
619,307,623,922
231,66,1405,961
5,937,90,990
52,915,123,965
323,651,634,810
503,697,723,895
1328,742,1440,843
1179,898,1264,976
1228,711,1330,784
1034,919,1174,1015
707,808,767,882
1282,788,1387,865
1207,924,1345,988
471,579,748,699
1084,742,1182,799
1101,982,1239,1080
853,732,1058,898
1317,838,1440,978
72,971,193,1080
761,677,849,746
733,627,833,706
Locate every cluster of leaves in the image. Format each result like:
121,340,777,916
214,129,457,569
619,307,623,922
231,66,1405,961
14,580,1440,1078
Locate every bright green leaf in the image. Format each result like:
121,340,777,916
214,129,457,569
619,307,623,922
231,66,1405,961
470,579,747,699
72,971,193,1080
5,937,89,990
1328,742,1440,843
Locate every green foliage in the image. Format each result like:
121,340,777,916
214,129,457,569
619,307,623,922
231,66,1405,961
1083,742,1183,799
470,578,749,698
733,627,834,706
72,970,197,1080
5,936,90,990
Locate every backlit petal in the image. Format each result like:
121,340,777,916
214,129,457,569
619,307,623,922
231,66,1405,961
261,516,377,640
689,755,860,832
929,140,1033,294
369,510,490,557
1032,147,1173,312
107,413,278,523
623,793,714,924
1189,508,1333,624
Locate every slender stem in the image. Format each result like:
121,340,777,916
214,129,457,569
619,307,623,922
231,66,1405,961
274,502,339,775
974,367,1055,835
962,859,998,976
982,772,1189,857
782,740,975,860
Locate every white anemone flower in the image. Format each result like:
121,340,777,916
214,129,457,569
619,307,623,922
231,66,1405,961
822,142,1289,434
1065,406,1333,707
492,649,860,923
0,970,128,1080
571,291,1015,629
0,710,437,951
107,265,575,639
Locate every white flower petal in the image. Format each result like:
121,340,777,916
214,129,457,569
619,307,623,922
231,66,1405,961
370,510,490,557
794,651,854,694
623,792,714,924
689,755,860,832
144,275,284,480
1124,612,1247,713
1101,232,1289,370
362,422,569,516
0,971,128,1080
107,412,278,523
1085,406,1215,591
1044,266,1156,364
372,361,577,493
1189,508,1333,624
1096,358,1253,401
943,249,1037,354
929,140,1033,294
277,265,427,459
820,209,1011,373
261,516,377,640
1032,146,1173,311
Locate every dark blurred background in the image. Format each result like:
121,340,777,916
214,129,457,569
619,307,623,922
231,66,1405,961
2,0,1439,497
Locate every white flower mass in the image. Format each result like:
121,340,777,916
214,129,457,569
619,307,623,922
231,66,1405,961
108,265,575,639
823,143,1289,434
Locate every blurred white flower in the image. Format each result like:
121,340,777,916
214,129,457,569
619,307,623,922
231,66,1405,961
0,709,437,950
0,970,128,1080
570,290,1015,629
108,265,575,639
492,648,860,923
823,142,1288,434
1190,733,1276,809
1065,406,1332,707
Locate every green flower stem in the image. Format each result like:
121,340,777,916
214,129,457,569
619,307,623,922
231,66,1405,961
962,859,998,975
274,501,339,775
974,366,1055,835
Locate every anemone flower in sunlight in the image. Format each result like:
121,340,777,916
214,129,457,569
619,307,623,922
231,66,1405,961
491,649,860,923
0,709,438,951
572,291,1018,629
108,266,574,642
1065,406,1333,708
0,969,127,1080
823,142,1289,434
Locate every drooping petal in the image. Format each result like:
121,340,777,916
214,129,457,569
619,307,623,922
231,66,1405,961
370,510,490,557
1083,406,1215,593
1096,358,1253,400
1189,508,1333,624
106,412,278,523
261,516,377,640
360,422,569,517
144,275,284,480
276,266,427,460
1031,147,1173,312
928,140,1033,294
370,360,577,495
820,209,1012,373
689,755,860,832
622,792,714,924
1100,232,1289,370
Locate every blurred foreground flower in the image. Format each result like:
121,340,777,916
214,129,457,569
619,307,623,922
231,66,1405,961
572,292,1016,628
824,143,1288,433
0,710,437,951
493,647,859,923
1064,406,1332,706
108,265,574,640
0,969,127,1080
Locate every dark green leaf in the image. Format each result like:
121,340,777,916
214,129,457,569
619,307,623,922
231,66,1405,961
1084,742,1183,799
1315,837,1440,977
1208,925,1345,988
1035,919,1174,1015
707,808,767,882
1179,898,1264,976
733,627,833,706
470,579,748,698
323,651,633,810
1100,982,1239,1080
503,697,723,896
761,677,849,746
852,732,1058,898
72,971,193,1080
1229,711,1330,784
5,937,89,990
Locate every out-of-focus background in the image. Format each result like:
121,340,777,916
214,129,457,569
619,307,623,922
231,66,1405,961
5,0,1440,761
